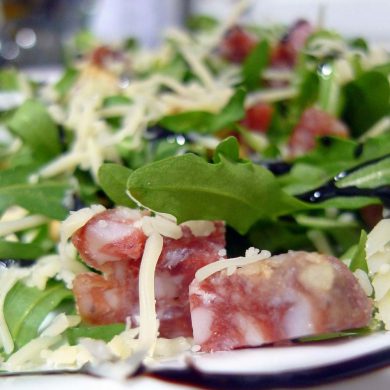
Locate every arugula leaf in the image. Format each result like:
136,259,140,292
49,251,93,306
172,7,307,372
242,40,270,90
158,88,246,134
213,136,240,163
54,68,79,98
98,163,135,207
299,327,370,342
349,230,368,272
249,220,314,253
102,95,132,107
281,134,390,194
7,99,61,161
127,153,308,234
0,240,49,260
0,181,69,220
335,155,390,189
0,69,20,91
187,15,219,32
342,71,390,137
317,62,343,116
0,164,41,186
66,324,125,345
4,281,73,351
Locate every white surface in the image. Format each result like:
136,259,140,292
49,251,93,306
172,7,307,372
1,332,389,389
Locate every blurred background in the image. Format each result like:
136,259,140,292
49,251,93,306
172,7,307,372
0,0,389,68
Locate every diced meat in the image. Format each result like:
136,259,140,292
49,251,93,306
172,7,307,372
90,45,123,68
289,107,349,156
189,251,372,352
219,26,257,63
72,207,225,338
271,20,313,68
241,102,274,133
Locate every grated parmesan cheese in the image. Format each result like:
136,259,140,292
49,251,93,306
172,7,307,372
195,247,271,282
182,220,216,237
366,219,390,329
137,232,164,356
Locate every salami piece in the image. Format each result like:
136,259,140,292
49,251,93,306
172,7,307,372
189,251,372,352
72,207,225,338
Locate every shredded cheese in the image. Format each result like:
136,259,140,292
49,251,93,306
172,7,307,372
137,232,164,356
195,247,271,282
366,219,390,329
0,214,49,238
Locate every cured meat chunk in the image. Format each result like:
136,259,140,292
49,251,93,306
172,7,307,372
271,20,313,68
72,207,225,338
288,107,349,156
189,251,372,352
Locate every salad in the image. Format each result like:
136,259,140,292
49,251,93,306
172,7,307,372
0,2,389,378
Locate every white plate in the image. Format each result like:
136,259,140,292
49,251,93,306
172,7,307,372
1,332,389,389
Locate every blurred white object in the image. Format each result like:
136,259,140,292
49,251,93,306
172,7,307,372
90,0,186,45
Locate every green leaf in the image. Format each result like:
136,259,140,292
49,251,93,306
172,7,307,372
127,153,308,234
7,99,61,161
159,88,246,134
0,181,69,220
335,155,390,189
342,71,390,136
213,136,240,163
66,324,125,345
4,281,73,351
242,40,270,90
98,163,135,207
0,164,41,186
102,95,132,107
54,68,79,97
299,327,370,342
296,70,319,110
0,69,20,91
187,15,219,32
0,240,48,260
349,230,368,272
318,62,343,116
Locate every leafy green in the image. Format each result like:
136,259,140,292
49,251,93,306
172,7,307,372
0,69,20,91
158,88,246,134
280,134,390,194
103,95,132,107
187,15,219,32
317,62,343,116
98,163,135,207
335,155,390,189
249,220,314,253
0,240,49,260
299,327,371,342
342,71,390,137
54,68,79,98
0,179,69,219
4,281,73,351
66,324,125,345
242,40,270,90
127,153,308,234
7,99,61,161
213,136,241,163
349,230,368,272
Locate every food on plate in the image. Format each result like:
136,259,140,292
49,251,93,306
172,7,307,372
190,251,372,352
72,207,225,338
0,0,389,376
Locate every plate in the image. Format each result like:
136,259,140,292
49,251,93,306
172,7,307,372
1,332,389,389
